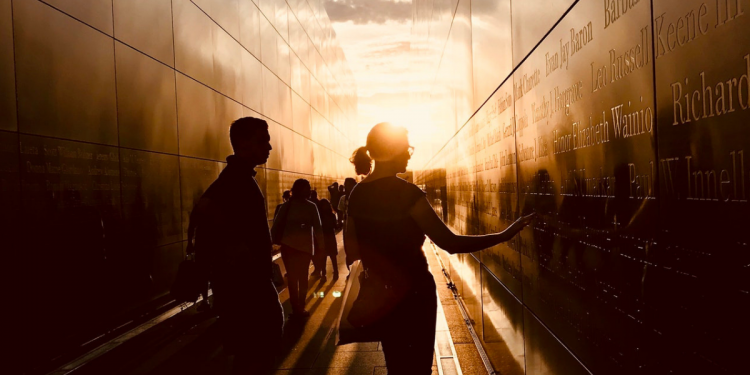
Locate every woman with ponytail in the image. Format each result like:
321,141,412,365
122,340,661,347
344,123,535,374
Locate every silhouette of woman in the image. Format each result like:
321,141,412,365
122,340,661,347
345,123,535,374
318,198,339,279
272,179,324,319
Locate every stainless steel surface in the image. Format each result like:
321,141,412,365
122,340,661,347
113,0,174,67
115,42,178,154
4,1,357,371
15,0,118,145
0,0,15,131
415,0,750,373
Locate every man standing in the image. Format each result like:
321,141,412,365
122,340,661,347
193,117,281,374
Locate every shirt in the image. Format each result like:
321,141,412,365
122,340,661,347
347,176,432,287
197,155,273,284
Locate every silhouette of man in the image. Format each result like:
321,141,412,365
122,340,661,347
193,117,280,374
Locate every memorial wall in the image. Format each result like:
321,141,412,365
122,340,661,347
412,0,749,373
0,0,357,371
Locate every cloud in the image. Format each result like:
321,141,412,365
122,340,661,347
324,0,412,24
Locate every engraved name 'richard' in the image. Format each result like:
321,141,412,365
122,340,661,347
670,54,749,125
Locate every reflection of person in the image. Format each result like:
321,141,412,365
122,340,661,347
318,199,339,279
193,117,281,374
345,123,535,374
272,179,324,319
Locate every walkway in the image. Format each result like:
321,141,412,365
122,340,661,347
56,234,484,375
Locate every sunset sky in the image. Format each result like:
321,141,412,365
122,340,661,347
324,0,436,167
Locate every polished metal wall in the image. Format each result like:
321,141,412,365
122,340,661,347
1,0,357,370
413,0,749,373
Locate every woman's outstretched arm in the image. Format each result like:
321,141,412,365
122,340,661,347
409,197,535,254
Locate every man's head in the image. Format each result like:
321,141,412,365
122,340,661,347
229,117,272,166
310,190,318,201
282,190,291,202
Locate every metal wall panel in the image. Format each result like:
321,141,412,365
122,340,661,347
292,91,312,137
471,0,512,112
415,0,750,373
475,83,522,297
115,42,178,154
14,0,117,145
260,8,279,76
120,149,181,247
481,266,525,375
239,0,261,58
18,134,121,357
511,0,576,67
652,0,750,373
43,0,113,35
173,0,215,89
176,73,232,161
179,156,223,237
515,0,655,372
213,23,243,101
3,0,356,369
113,0,174,66
193,0,240,40
0,0,15,131
241,48,264,112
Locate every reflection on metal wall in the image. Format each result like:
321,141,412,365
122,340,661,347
413,0,749,373
1,0,357,370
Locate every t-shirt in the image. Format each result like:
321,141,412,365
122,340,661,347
347,176,432,287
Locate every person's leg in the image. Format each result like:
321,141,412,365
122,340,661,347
381,289,438,375
297,253,312,311
234,283,284,374
281,247,301,313
329,255,339,277
315,249,326,277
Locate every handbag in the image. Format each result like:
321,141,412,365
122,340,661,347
336,261,408,345
348,267,408,327
171,254,203,303
336,261,378,344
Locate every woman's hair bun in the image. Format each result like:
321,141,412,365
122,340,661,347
350,146,372,176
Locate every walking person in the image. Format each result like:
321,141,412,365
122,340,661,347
193,117,282,374
344,123,535,374
273,190,291,219
337,178,357,227
317,198,339,279
272,179,324,319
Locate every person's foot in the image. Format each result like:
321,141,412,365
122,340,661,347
311,270,321,278
320,275,328,284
